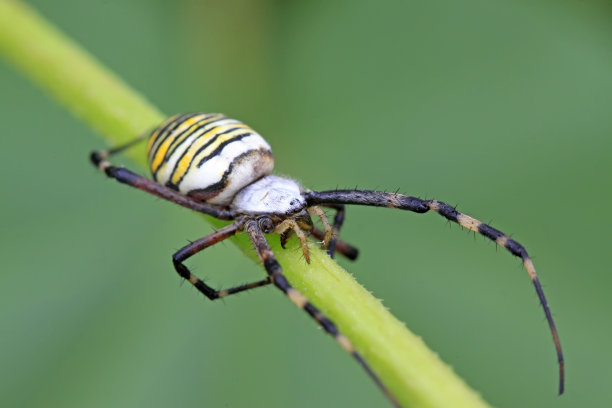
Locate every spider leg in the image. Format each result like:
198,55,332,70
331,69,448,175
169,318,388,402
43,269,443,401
311,228,359,260
172,223,272,300
305,189,565,395
275,219,311,263
307,206,333,249
90,142,234,220
245,220,401,408
323,203,347,258
309,203,358,260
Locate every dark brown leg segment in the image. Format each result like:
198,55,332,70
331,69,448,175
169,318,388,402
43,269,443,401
90,143,234,220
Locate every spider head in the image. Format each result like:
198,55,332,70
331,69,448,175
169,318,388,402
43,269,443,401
257,217,275,233
256,209,314,262
256,209,313,234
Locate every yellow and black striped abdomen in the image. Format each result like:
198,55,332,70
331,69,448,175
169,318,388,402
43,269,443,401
147,113,274,205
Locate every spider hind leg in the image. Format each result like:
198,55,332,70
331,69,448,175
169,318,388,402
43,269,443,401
90,138,235,220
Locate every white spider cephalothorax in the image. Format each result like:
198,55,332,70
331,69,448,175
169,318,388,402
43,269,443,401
230,175,305,215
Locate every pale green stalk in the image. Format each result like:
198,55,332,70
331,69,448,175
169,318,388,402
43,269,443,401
0,1,491,406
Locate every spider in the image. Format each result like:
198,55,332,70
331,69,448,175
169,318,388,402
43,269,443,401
91,112,564,407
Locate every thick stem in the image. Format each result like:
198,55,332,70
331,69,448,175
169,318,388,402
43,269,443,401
0,1,490,407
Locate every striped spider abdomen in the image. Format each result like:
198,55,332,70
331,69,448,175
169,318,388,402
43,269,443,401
147,112,274,205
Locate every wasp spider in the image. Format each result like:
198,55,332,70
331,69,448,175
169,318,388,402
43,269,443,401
91,112,564,407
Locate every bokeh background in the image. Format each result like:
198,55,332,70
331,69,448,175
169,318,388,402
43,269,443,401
1,1,611,407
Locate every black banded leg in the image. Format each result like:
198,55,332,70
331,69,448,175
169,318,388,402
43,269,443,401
90,149,234,220
324,203,347,258
305,189,565,394
172,223,272,300
214,278,272,298
311,228,359,261
245,220,400,408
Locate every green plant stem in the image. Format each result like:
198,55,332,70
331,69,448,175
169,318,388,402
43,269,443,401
0,1,491,407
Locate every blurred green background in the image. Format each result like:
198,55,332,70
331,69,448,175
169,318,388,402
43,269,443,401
1,1,611,407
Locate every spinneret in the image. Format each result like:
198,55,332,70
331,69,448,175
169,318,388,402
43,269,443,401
91,113,565,407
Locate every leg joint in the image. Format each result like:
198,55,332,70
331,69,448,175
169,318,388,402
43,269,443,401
172,258,191,280
264,257,282,274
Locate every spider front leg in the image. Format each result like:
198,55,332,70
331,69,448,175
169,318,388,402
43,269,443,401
305,189,565,394
172,223,272,300
245,219,400,408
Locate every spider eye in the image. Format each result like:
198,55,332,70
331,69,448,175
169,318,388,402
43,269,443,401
258,217,274,233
